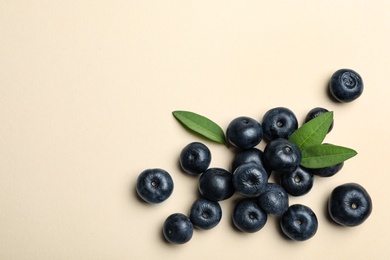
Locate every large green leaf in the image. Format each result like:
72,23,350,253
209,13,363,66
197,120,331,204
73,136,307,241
172,110,226,145
289,111,333,150
301,144,357,168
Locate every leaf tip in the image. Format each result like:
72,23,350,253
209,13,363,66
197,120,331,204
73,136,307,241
172,110,184,119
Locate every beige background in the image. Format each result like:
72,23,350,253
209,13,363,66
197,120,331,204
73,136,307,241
1,1,390,259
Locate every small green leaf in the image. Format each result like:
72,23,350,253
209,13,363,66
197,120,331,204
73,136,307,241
301,144,357,168
289,111,333,150
172,110,226,145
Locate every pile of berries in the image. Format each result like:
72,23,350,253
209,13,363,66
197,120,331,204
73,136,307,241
136,106,372,244
135,69,372,244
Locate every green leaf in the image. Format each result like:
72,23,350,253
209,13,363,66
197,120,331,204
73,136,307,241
172,110,226,145
289,111,333,150
301,144,357,168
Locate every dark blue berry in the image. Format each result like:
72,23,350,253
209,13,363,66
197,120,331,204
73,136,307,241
163,213,193,244
179,142,211,175
257,183,289,216
136,168,174,204
329,68,363,102
198,168,235,201
280,204,318,241
226,116,263,149
189,198,222,230
232,162,268,198
263,138,302,174
261,107,298,141
232,198,267,233
328,183,372,227
279,166,314,196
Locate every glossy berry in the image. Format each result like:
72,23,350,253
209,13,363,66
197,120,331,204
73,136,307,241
305,107,334,133
328,183,372,227
232,198,267,233
179,142,211,175
189,198,222,230
231,148,272,178
136,168,174,204
226,116,263,149
311,162,344,177
280,204,318,241
279,166,314,196
263,138,302,174
257,183,289,216
261,107,298,142
198,168,235,201
163,213,193,244
329,68,363,102
232,162,268,198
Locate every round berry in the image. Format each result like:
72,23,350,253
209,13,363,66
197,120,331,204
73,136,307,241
257,183,289,216
280,204,318,241
232,162,268,198
279,166,314,196
179,142,211,175
136,168,174,204
261,107,298,141
198,168,235,201
226,116,263,149
329,68,363,102
189,198,222,230
163,213,193,244
328,183,372,227
263,138,302,174
232,198,267,233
